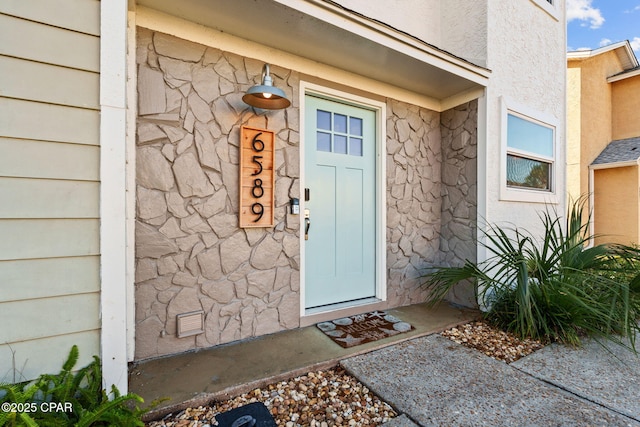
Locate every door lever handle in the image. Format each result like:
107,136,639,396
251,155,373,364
304,209,310,240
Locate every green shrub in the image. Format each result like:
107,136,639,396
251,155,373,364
423,197,640,347
0,346,145,426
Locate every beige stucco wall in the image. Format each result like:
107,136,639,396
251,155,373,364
593,166,639,246
329,0,488,67
567,50,626,202
611,75,640,141
566,66,582,202
483,0,566,232
336,0,440,46
439,1,488,67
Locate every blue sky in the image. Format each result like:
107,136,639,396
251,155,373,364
567,0,640,53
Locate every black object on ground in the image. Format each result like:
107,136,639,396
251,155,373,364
215,402,277,427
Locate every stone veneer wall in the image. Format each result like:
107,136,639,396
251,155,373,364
133,29,478,360
439,101,478,307
385,100,444,307
134,29,301,360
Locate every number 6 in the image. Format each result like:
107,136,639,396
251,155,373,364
252,133,265,152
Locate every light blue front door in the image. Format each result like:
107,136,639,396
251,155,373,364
304,94,377,309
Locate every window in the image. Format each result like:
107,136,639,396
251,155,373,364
500,97,558,203
530,0,560,20
316,110,364,156
506,114,553,191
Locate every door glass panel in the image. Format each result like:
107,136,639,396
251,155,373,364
349,137,363,156
334,135,347,154
317,110,331,130
334,114,347,133
350,117,363,136
317,131,331,152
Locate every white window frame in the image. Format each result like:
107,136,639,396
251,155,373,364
500,96,559,204
530,0,561,21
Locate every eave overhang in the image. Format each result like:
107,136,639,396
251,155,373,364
135,0,490,111
568,41,639,71
589,160,640,170
607,66,640,83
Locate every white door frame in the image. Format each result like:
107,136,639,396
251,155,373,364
299,81,387,318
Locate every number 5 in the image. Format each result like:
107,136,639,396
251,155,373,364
251,155,263,176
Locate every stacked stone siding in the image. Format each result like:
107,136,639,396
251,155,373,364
134,29,477,360
385,100,443,307
134,29,301,359
440,101,478,307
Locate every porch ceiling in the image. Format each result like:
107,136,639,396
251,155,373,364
136,0,489,105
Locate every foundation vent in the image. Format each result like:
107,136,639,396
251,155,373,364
176,310,205,338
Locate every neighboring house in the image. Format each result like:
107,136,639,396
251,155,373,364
0,0,566,392
567,41,640,245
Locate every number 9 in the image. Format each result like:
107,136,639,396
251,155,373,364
251,203,264,222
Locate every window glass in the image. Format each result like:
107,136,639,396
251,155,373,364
317,132,331,152
505,111,555,192
507,114,553,157
350,117,363,136
349,138,363,156
317,110,331,130
334,135,347,154
506,154,550,190
334,114,347,133
316,110,367,155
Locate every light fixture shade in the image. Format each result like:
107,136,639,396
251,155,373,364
242,64,291,110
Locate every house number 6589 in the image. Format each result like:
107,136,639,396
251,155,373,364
240,126,274,228
250,133,265,222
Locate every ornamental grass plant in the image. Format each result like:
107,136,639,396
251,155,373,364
424,197,640,348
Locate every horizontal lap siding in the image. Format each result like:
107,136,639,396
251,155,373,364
0,331,99,385
0,178,99,218
0,98,99,144
0,3,101,383
0,139,99,181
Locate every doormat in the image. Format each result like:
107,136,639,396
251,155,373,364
317,311,414,348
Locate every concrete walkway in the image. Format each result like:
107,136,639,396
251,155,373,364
134,302,640,426
131,302,477,417
342,334,640,426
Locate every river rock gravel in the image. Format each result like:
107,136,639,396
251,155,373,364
440,320,546,363
146,366,397,427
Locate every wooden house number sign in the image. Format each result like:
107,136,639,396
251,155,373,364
239,126,275,228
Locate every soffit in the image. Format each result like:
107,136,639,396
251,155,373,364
136,0,489,104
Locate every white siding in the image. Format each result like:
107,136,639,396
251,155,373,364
0,1,101,383
0,13,99,72
0,139,99,181
0,56,100,109
0,98,99,145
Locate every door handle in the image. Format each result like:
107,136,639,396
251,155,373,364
304,209,310,240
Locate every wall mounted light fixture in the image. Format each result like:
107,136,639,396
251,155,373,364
242,64,291,110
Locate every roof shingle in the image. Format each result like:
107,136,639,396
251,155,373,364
591,137,640,165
